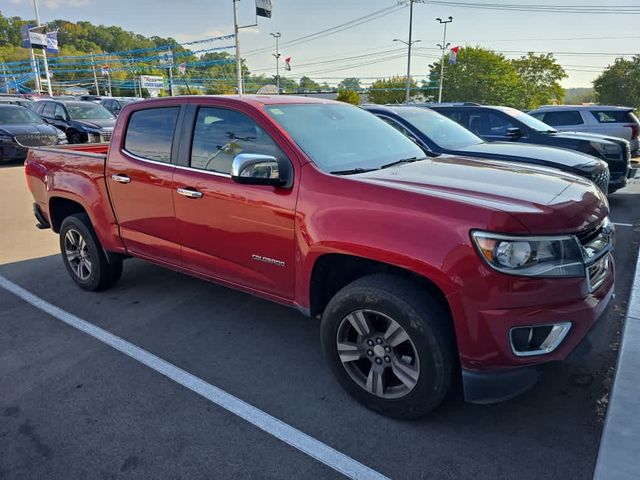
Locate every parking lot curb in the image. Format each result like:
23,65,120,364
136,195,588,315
593,246,640,480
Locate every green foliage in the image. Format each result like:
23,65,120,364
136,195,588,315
298,75,321,92
512,53,567,108
367,76,418,104
338,77,361,91
427,47,569,109
337,90,360,105
427,47,523,107
593,56,640,108
564,87,595,104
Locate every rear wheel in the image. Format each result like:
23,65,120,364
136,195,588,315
320,274,456,419
59,213,122,291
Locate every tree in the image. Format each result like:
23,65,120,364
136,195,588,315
367,76,419,104
511,53,567,109
593,56,640,108
338,77,361,91
298,76,321,92
337,90,360,105
427,46,523,107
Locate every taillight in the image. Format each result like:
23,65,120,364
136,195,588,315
627,123,639,139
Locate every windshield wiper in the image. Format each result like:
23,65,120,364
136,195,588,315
380,156,428,170
330,167,377,175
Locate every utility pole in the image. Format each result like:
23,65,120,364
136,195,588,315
233,0,243,96
436,16,453,103
90,54,100,96
270,32,281,93
33,0,53,96
395,0,424,103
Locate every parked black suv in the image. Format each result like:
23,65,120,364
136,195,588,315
428,104,631,193
362,105,611,193
100,97,140,117
32,99,116,144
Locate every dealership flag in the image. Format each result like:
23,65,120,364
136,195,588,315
46,31,59,53
178,62,186,75
284,56,291,71
449,46,460,65
256,0,273,18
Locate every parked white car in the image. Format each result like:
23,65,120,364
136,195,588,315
529,105,639,155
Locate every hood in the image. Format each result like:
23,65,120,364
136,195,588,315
453,141,602,170
0,122,59,136
71,118,116,130
354,155,607,234
546,130,627,146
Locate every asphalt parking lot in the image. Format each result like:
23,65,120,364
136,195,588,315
1,162,639,480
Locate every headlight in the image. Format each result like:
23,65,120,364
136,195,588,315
0,134,13,144
471,231,585,277
591,141,620,157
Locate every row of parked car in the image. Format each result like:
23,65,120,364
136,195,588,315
1,93,638,194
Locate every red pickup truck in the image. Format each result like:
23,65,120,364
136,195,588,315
25,95,615,418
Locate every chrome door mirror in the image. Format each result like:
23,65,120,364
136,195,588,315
231,153,289,187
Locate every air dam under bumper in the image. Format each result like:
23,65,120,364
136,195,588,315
461,265,615,404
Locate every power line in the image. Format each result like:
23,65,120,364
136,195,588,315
425,1,640,14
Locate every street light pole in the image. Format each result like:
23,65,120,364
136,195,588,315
397,0,424,103
270,32,281,94
232,0,243,96
393,36,422,103
436,16,453,103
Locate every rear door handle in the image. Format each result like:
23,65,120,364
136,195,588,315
177,187,203,199
111,174,131,184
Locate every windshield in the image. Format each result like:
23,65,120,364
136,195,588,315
393,107,484,149
66,102,115,121
265,103,424,173
497,106,556,132
0,106,45,124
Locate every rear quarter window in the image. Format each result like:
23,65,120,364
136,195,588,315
124,107,180,163
591,110,636,123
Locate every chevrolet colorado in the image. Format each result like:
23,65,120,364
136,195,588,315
25,95,614,418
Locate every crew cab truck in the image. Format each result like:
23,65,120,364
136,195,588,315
25,96,615,419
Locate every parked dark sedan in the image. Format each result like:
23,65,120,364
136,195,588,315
0,104,67,163
427,104,631,192
100,97,140,117
362,104,611,193
32,99,116,144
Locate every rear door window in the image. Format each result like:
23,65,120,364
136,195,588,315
42,102,55,118
124,107,180,163
540,110,584,126
468,111,515,136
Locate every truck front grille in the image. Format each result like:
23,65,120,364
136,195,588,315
100,131,113,143
14,133,58,147
591,169,610,194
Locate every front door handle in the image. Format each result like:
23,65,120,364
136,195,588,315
177,187,203,199
111,174,131,184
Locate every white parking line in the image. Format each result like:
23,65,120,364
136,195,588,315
613,223,634,228
0,274,390,480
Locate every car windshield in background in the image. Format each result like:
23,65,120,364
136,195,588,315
497,106,556,133
66,103,115,120
265,103,424,173
0,106,45,124
395,107,484,149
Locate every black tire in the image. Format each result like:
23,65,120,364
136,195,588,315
59,213,123,291
320,274,456,419
67,130,84,144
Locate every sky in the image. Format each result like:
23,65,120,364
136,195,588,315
4,0,639,88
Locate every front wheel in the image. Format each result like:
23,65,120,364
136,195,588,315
59,213,122,291
320,274,456,419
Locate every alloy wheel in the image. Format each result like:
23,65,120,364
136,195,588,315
64,228,92,280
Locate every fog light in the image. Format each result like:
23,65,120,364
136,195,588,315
510,322,571,357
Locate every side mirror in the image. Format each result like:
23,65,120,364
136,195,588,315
506,127,523,139
55,114,66,121
231,154,290,187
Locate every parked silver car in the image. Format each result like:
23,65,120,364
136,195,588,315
529,105,639,155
